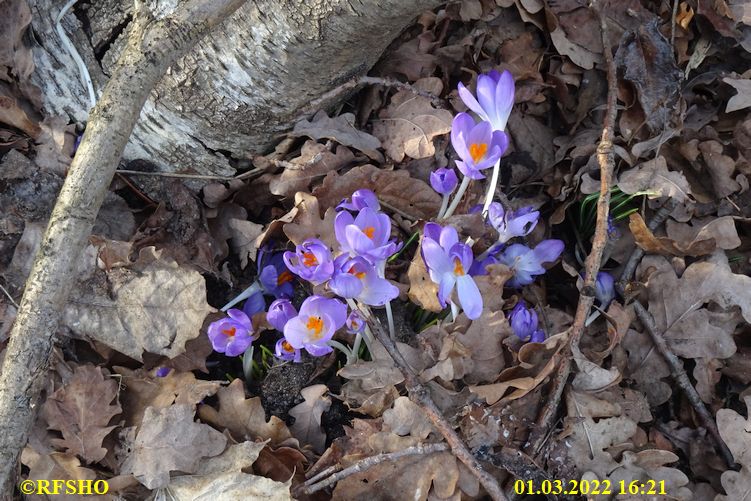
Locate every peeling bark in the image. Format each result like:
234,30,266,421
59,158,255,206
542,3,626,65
30,0,442,175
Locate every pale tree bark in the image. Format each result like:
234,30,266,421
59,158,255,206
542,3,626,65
29,0,442,176
0,1,245,496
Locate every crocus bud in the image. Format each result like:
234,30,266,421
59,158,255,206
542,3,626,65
595,272,615,308
275,338,302,362
155,367,171,377
430,167,458,195
508,301,539,341
337,189,381,211
267,298,297,332
346,310,365,334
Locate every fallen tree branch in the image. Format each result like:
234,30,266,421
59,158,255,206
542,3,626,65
361,306,509,501
0,1,245,496
524,3,617,459
298,443,450,496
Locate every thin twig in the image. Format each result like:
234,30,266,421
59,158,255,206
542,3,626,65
627,298,736,468
297,443,450,495
670,0,679,48
116,169,239,181
304,464,341,484
0,283,19,310
524,3,617,459
359,306,509,501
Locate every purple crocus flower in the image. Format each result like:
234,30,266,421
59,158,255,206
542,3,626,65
595,271,615,307
457,70,515,132
508,301,543,341
155,367,171,377
267,298,297,332
258,251,295,299
487,203,539,244
421,223,483,319
242,289,266,318
451,113,508,180
334,207,400,263
208,309,254,357
430,167,459,195
346,310,365,334
284,296,347,357
498,240,564,288
328,255,399,306
283,238,335,285
337,189,381,212
275,338,302,362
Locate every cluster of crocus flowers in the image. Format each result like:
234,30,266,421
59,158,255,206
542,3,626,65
421,223,483,319
440,70,515,219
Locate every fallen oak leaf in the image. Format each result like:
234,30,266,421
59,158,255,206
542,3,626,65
269,140,355,198
120,404,227,489
41,364,122,464
372,77,453,161
282,192,338,249
288,384,331,454
292,111,383,161
313,164,441,220
628,213,740,257
197,378,296,447
617,156,692,202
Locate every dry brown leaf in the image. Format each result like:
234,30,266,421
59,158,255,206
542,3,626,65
21,450,98,501
607,449,692,500
507,108,556,177
629,213,740,257
282,192,338,249
313,164,441,220
41,364,122,463
717,396,751,500
647,252,750,361
724,76,751,113
622,328,673,406
333,451,462,501
694,357,723,403
698,140,742,198
382,396,436,440
292,111,383,161
228,218,263,269
563,390,638,480
288,384,331,454
63,247,213,361
571,342,622,393
618,156,692,202
407,241,442,312
372,77,453,161
269,141,355,197
121,404,227,489
197,378,295,447
165,441,292,501
114,366,221,429
469,331,567,405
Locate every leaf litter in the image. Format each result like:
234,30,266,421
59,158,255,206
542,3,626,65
2,0,751,499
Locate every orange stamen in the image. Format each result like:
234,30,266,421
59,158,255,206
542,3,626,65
453,257,465,276
281,340,295,353
363,226,375,239
469,143,488,163
348,266,366,280
306,316,324,339
277,270,294,285
221,327,237,337
302,252,318,267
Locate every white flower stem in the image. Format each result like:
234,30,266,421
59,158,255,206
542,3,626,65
328,340,353,361
385,301,396,340
56,0,97,111
481,159,501,216
347,298,373,354
437,193,450,219
442,176,471,219
221,281,261,311
351,332,363,362
450,300,459,322
584,310,602,327
242,345,254,382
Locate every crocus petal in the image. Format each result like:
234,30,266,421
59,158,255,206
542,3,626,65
335,210,355,250
456,160,484,180
438,224,459,250
476,74,498,124
421,238,453,277
305,343,333,357
437,272,456,307
283,316,309,349
225,336,252,357
346,225,376,256
423,222,443,242
457,82,489,121
451,113,476,161
243,290,266,318
456,275,482,319
532,239,564,264
494,70,515,131
226,309,252,330
329,272,363,299
359,273,399,306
